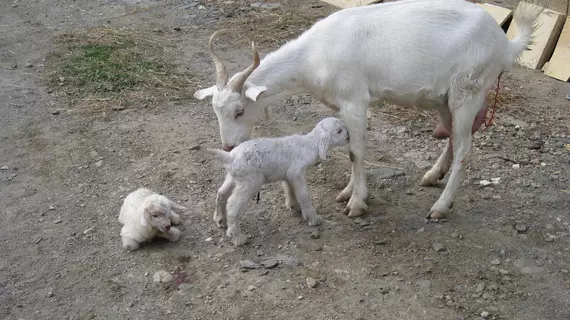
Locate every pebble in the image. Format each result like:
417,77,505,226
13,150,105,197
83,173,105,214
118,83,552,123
53,218,62,224
25,62,33,68
481,311,490,318
239,260,261,269
432,242,446,252
374,239,388,245
261,259,279,269
95,160,103,168
297,295,304,300
515,223,527,233
310,230,320,239
490,258,501,265
0,165,8,170
83,227,94,234
51,109,64,115
512,163,520,169
476,283,486,293
306,277,317,288
247,285,256,291
48,205,55,211
205,237,212,242
153,270,173,283
189,144,201,151
111,105,125,111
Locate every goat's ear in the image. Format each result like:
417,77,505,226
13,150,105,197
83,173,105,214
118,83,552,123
317,132,331,161
140,208,149,227
244,84,267,102
170,201,187,213
194,86,217,100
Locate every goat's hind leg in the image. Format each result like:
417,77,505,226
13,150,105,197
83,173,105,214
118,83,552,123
214,173,234,228
427,91,485,219
421,104,453,186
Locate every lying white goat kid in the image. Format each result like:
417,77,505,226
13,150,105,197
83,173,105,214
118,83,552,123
119,188,187,251
193,0,542,219
208,117,349,246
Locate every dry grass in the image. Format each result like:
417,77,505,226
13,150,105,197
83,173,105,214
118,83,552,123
45,27,197,114
218,3,334,48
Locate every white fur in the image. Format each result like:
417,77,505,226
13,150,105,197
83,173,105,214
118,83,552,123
208,117,349,246
119,188,187,251
194,0,542,218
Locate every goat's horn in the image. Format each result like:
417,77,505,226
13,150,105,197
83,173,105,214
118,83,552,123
208,30,229,89
229,41,260,93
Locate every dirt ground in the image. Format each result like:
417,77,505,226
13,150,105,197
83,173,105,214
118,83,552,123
1,0,570,319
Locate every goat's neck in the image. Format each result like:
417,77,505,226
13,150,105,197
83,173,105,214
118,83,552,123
299,131,322,164
247,42,305,100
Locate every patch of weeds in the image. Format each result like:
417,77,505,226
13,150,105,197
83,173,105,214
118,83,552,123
218,4,334,48
46,27,197,114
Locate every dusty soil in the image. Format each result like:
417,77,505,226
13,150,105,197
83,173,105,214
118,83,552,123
1,1,570,320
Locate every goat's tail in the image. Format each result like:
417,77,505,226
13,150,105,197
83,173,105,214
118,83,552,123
506,2,543,64
206,147,232,164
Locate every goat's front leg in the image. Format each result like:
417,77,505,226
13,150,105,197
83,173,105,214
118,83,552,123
287,175,323,226
214,173,234,228
282,181,301,213
158,227,182,242
428,92,484,219
337,106,369,217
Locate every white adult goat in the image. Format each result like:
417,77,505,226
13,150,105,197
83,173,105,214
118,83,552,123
194,0,541,219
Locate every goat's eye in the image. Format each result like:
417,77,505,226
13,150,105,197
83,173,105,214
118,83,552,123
337,129,343,133
235,109,244,119
151,214,158,217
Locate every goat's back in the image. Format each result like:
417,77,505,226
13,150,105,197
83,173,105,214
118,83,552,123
296,0,509,102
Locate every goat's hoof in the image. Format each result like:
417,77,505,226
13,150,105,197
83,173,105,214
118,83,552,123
426,211,445,219
308,215,324,226
286,202,302,214
215,219,227,228
335,193,351,203
419,172,439,186
347,208,366,217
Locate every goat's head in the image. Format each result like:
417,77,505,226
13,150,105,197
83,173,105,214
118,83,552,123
194,31,267,151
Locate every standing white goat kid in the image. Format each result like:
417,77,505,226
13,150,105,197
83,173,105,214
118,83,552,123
194,0,542,219
208,117,350,246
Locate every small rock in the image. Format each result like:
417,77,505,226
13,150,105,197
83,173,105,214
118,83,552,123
479,180,492,186
406,190,415,195
173,27,182,31
508,119,528,128
490,258,501,265
111,105,125,111
297,295,304,300
53,218,62,224
51,109,65,115
481,311,490,318
432,242,446,252
197,5,206,9
83,227,94,234
490,177,500,184
256,250,264,257
306,277,317,288
95,160,103,168
0,165,8,170
205,237,212,242
451,232,459,238
25,62,33,68
47,291,54,297
247,285,256,291
153,270,173,283
515,224,527,233
476,282,486,293
554,142,565,148
239,260,261,269
35,237,42,244
512,163,520,169
310,230,320,239
374,239,388,245
48,205,55,211
261,259,279,269
189,144,201,151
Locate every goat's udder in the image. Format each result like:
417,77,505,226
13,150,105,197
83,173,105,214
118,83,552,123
431,105,488,139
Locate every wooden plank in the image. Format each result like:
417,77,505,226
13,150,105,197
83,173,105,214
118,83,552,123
506,2,566,70
542,17,570,81
319,0,380,9
477,3,512,27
